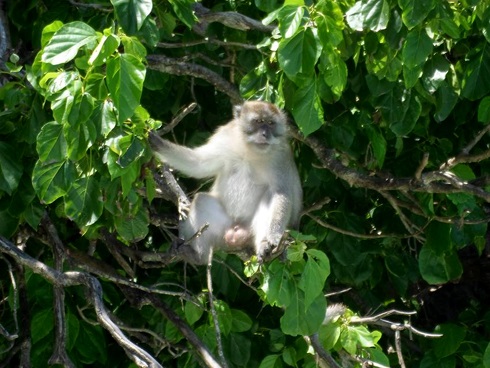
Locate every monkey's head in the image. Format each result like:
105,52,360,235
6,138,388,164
234,101,288,150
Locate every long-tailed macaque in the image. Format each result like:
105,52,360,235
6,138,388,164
150,101,302,264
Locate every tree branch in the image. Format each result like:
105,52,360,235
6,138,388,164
291,128,490,202
0,236,163,368
193,3,275,33
147,55,243,104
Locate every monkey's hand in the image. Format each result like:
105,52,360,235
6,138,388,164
178,198,190,220
258,232,288,263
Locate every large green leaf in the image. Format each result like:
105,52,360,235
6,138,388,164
65,176,103,227
316,0,344,47
462,43,490,100
346,0,389,32
36,121,67,163
320,47,347,98
42,22,98,65
425,222,452,255
291,78,324,136
278,5,305,38
0,142,23,195
299,249,330,308
418,244,463,284
261,260,295,307
277,28,322,79
402,28,433,69
106,53,146,124
168,0,197,28
32,160,75,204
110,0,152,34
398,0,435,29
433,324,466,359
378,88,421,136
280,290,325,336
434,81,458,122
114,205,149,241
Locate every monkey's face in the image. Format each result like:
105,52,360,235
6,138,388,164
236,102,287,150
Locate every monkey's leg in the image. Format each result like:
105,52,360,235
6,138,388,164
251,197,289,263
179,193,232,264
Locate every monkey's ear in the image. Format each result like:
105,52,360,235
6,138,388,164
233,104,243,119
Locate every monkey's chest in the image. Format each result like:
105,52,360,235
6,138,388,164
212,166,268,221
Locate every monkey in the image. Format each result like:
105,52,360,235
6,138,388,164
149,100,302,264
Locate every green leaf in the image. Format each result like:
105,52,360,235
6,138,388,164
462,44,490,100
110,0,152,34
106,53,146,124
31,309,53,344
346,0,390,32
340,325,375,355
168,0,197,28
278,6,305,39
185,300,204,325
65,176,103,227
398,0,435,29
316,0,344,47
0,142,23,195
36,121,67,163
228,332,251,366
484,342,490,368
280,291,325,336
320,47,347,98
291,78,324,136
364,124,387,168
214,300,233,336
259,355,282,368
64,117,97,161
32,160,75,204
299,249,330,308
42,22,98,65
381,89,421,136
422,55,450,93
88,34,120,66
41,20,64,47
114,204,149,241
434,81,458,122
318,322,341,350
402,28,433,69
278,28,322,79
426,222,451,255
478,96,490,123
76,324,107,364
418,244,463,284
261,260,295,307
230,310,253,332
433,324,466,358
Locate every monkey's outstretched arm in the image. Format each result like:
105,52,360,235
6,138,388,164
149,131,223,179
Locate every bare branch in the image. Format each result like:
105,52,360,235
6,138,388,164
147,55,242,104
193,3,274,33
0,236,162,368
306,213,401,239
41,215,75,368
291,126,490,202
159,102,199,135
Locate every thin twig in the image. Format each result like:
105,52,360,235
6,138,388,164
207,249,228,368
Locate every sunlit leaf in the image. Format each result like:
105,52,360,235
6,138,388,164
106,53,146,124
110,0,152,34
42,22,98,65
346,0,389,32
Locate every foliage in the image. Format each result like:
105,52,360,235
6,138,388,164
0,0,490,367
